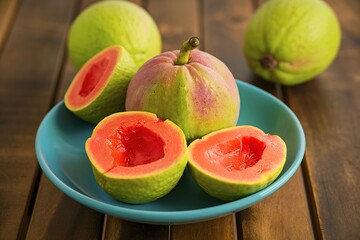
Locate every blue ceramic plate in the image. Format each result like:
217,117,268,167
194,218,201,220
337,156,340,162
35,80,305,224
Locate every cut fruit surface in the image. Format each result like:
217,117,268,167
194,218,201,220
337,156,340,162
85,111,188,204
66,48,117,108
188,125,287,201
65,45,138,124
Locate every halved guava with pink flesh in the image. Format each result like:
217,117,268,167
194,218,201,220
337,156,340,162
64,45,138,124
85,111,188,204
188,125,287,201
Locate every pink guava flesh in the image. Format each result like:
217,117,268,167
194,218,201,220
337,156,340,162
189,126,286,182
79,57,111,97
106,125,165,167
66,48,118,108
86,112,187,177
206,136,266,171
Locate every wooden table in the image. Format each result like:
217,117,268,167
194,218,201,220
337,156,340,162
1,0,359,239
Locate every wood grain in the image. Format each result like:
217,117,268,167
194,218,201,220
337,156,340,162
102,215,169,240
147,0,199,52
26,176,103,240
171,215,237,240
0,0,20,52
238,169,313,240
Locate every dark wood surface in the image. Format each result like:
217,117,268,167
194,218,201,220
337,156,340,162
0,0,358,239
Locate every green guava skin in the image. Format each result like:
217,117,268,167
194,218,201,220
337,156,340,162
65,46,138,124
125,49,240,143
85,112,188,204
244,0,341,86
68,1,162,69
91,153,188,204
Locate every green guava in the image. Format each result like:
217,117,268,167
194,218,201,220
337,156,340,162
85,111,188,204
68,1,162,69
188,125,287,201
244,0,341,85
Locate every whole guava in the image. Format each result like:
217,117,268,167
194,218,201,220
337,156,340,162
243,0,341,85
68,1,162,69
125,37,240,143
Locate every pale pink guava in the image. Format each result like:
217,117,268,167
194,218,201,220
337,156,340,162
125,37,240,142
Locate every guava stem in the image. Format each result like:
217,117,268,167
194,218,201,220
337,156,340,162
175,36,200,65
260,54,278,70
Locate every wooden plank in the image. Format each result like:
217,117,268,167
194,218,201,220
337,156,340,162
284,0,360,238
102,216,169,240
0,0,20,52
203,0,252,80
25,176,103,240
203,0,314,239
171,215,236,240
0,0,82,239
147,0,199,52
238,169,313,239
25,0,106,239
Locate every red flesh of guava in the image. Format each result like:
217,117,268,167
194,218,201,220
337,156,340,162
79,57,111,97
66,47,118,108
208,136,266,171
106,125,165,167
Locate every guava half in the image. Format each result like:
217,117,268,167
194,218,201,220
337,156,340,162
188,125,287,201
85,111,188,204
64,45,138,124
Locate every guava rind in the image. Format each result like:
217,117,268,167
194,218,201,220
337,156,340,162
244,0,341,85
91,153,188,204
125,50,240,143
187,126,287,201
188,159,284,201
65,46,138,124
68,1,162,69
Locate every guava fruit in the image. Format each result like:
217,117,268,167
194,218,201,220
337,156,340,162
68,1,162,69
64,45,138,124
243,0,341,86
188,125,287,201
125,37,240,143
85,111,188,204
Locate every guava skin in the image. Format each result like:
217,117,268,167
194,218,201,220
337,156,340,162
68,1,162,69
244,0,341,85
125,49,240,143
